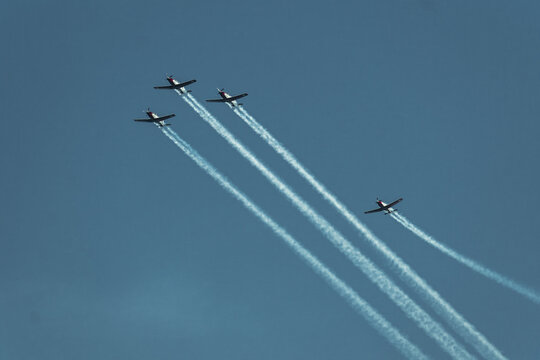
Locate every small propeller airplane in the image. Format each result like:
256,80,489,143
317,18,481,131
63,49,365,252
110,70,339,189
205,88,248,107
364,197,403,214
153,75,196,94
133,108,176,127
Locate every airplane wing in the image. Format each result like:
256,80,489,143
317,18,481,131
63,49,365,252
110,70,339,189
156,114,176,121
178,79,196,87
154,79,196,90
387,198,403,208
229,93,248,101
206,93,248,103
153,85,176,89
134,119,156,122
364,208,384,214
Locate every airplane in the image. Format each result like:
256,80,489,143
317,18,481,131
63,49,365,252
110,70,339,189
153,75,196,94
133,108,176,127
206,88,248,107
364,197,403,214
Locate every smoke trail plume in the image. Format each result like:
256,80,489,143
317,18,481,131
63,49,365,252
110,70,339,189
176,94,475,360
232,107,505,360
391,212,540,305
159,126,428,360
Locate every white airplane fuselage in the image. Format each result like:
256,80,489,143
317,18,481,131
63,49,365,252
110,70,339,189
377,200,395,214
218,90,239,107
168,78,188,94
146,111,166,127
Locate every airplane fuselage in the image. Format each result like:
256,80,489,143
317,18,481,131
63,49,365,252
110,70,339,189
167,77,188,94
377,200,396,214
218,90,240,107
146,111,166,127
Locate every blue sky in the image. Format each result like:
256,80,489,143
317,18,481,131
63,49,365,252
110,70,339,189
1,0,539,358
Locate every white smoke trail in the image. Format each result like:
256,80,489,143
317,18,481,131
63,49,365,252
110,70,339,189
391,212,540,305
177,94,475,360
159,127,428,360
233,107,506,360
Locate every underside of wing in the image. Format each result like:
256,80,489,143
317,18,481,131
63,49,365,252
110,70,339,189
206,98,227,103
156,114,176,121
178,79,196,87
154,79,196,90
229,93,248,101
364,208,384,214
134,119,155,122
387,198,403,208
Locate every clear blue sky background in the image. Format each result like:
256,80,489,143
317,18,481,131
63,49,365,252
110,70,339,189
1,0,539,359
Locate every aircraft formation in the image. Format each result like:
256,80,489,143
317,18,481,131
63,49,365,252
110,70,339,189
133,74,539,359
135,75,399,213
